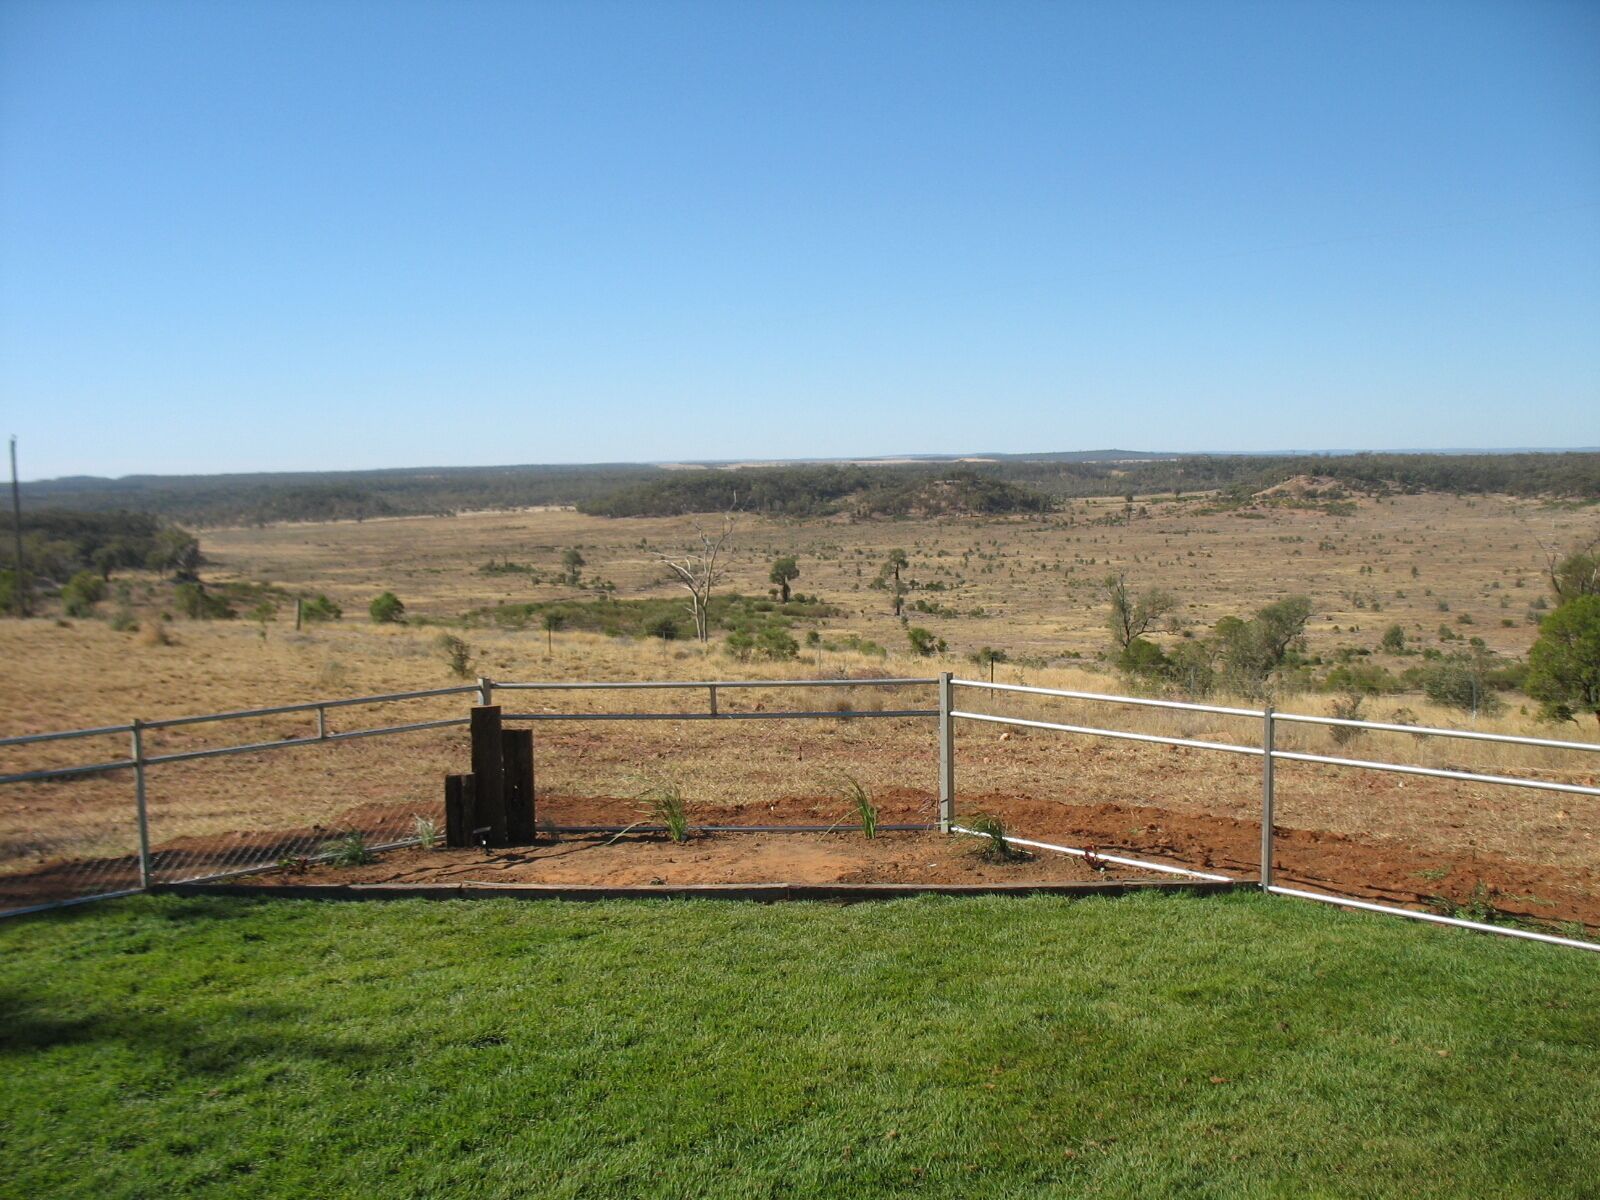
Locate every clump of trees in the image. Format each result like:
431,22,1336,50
1109,579,1311,699
581,466,1054,519
2,511,202,616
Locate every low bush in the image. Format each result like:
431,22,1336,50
369,592,406,624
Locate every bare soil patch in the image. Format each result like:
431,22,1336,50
257,827,1144,889
46,789,1581,929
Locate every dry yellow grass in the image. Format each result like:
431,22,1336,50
2,492,1597,903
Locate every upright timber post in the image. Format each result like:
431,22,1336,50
470,704,507,846
938,671,954,834
131,718,152,889
1260,704,1276,890
444,774,477,848
501,728,535,843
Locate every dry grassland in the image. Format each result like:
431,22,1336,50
2,492,1598,915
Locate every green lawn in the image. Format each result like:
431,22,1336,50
1,892,1596,1199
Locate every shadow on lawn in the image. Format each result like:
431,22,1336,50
0,988,387,1074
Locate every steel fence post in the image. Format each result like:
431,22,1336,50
708,685,718,716
316,705,328,740
131,718,152,890
478,676,494,708
938,672,954,834
1261,704,1275,891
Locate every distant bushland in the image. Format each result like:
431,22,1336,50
461,593,839,642
579,467,1055,519
0,509,200,595
18,451,1600,528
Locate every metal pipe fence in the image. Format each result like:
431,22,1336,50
2,671,1597,953
946,676,1600,952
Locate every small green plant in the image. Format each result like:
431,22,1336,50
412,815,440,850
324,831,376,867
1430,880,1500,924
276,854,311,875
640,781,690,843
841,775,878,839
967,813,1028,863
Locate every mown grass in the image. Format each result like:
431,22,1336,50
1,892,1597,1199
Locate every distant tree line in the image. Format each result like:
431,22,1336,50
19,463,662,527
580,468,1055,519
17,452,1599,527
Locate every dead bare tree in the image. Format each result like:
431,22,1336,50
657,509,740,642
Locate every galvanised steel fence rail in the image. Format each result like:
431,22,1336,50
2,672,1597,953
946,677,1600,953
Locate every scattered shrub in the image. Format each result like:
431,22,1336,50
756,626,799,661
174,581,235,620
60,571,106,618
1327,692,1365,746
369,591,406,624
644,614,680,640
436,633,474,678
300,593,342,622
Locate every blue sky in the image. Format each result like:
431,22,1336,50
2,0,1596,479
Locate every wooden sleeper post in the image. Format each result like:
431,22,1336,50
444,773,477,848
470,705,508,846
502,729,536,843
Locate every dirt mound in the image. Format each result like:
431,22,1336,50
1254,474,1347,500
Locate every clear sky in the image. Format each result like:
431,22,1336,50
2,0,1597,479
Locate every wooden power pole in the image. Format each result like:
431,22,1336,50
8,436,26,617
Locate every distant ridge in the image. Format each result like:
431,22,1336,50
17,448,1598,525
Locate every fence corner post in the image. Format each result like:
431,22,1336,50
938,671,954,834
1260,703,1275,891
131,718,152,890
